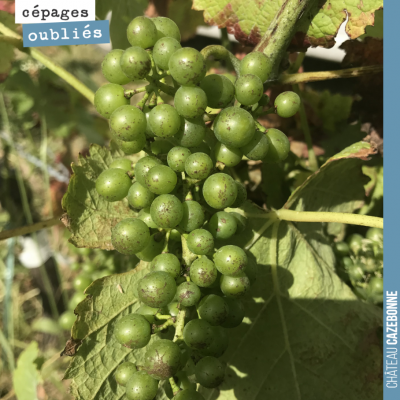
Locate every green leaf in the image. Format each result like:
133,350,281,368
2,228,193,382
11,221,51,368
0,11,18,74
61,143,139,249
192,0,383,48
13,342,41,400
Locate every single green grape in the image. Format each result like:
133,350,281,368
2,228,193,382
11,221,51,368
137,304,160,324
264,128,290,163
120,46,151,80
221,297,245,328
230,182,247,208
174,117,206,148
342,256,353,269
240,52,272,83
176,281,201,307
168,47,206,87
195,356,225,388
190,257,218,288
136,233,165,262
187,229,214,255
240,130,269,160
145,165,177,195
153,37,182,70
96,166,133,202
174,389,205,400
174,86,208,119
170,229,181,242
235,74,263,106
114,134,146,155
73,274,92,291
101,49,130,85
230,212,247,233
201,326,229,357
334,242,350,257
214,245,247,276
68,292,86,310
366,227,383,245
109,105,147,142
125,371,159,400
185,152,213,180
115,362,137,386
127,182,155,209
111,218,150,255
114,313,151,349
82,263,96,274
183,319,213,350
138,271,177,308
167,147,192,172
367,277,384,295
198,294,228,326
135,156,162,186
150,194,184,228
220,272,250,298
149,104,181,138
347,233,363,256
110,158,132,172
152,16,181,41
214,107,255,148
138,207,158,229
189,142,211,156
127,16,158,49
179,201,205,232
215,142,243,167
58,310,75,330
151,253,181,279
275,91,301,118
347,264,364,282
203,173,237,209
151,139,174,155
200,74,235,109
94,84,129,119
208,211,237,240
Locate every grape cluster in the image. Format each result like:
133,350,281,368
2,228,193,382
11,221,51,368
335,227,383,303
92,15,301,399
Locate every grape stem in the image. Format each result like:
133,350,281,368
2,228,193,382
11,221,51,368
169,377,181,396
173,308,186,342
200,45,241,76
152,318,175,333
124,86,148,99
181,234,198,267
155,314,172,320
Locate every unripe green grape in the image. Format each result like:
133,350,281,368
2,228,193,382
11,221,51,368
235,74,263,106
167,147,192,172
125,371,159,400
150,194,183,228
111,218,150,255
195,356,225,388
208,211,237,240
127,182,155,209
179,201,205,232
135,156,162,186
190,257,218,287
151,253,181,279
366,227,383,245
198,294,228,326
200,74,235,109
240,130,269,160
203,173,237,209
264,128,290,163
214,107,255,148
174,117,206,148
169,47,206,87
59,310,75,330
120,47,151,80
230,212,247,233
220,272,250,298
153,37,182,70
137,304,160,324
143,105,155,138
138,271,177,308
275,91,301,118
189,142,211,156
170,229,181,242
201,326,229,357
73,274,92,292
68,292,86,310
114,134,146,155
127,16,158,49
176,282,201,307
145,165,177,194
367,277,383,295
110,158,132,172
152,16,181,41
342,256,353,269
136,233,165,262
347,264,364,282
334,242,350,257
82,263,96,274
230,182,247,208
362,258,378,274
187,229,214,255
185,152,213,180
174,86,208,119
183,319,213,350
138,207,158,229
174,389,205,400
115,362,137,386
101,49,130,85
151,139,174,155
215,142,243,167
94,84,129,119
347,233,363,256
240,52,272,83
96,168,132,202
114,313,151,349
214,245,247,276
149,104,181,138
221,297,245,328
109,105,147,142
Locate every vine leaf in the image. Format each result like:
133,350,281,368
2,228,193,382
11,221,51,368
61,142,138,250
192,0,383,48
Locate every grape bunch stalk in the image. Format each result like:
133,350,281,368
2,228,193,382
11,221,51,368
93,15,301,400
